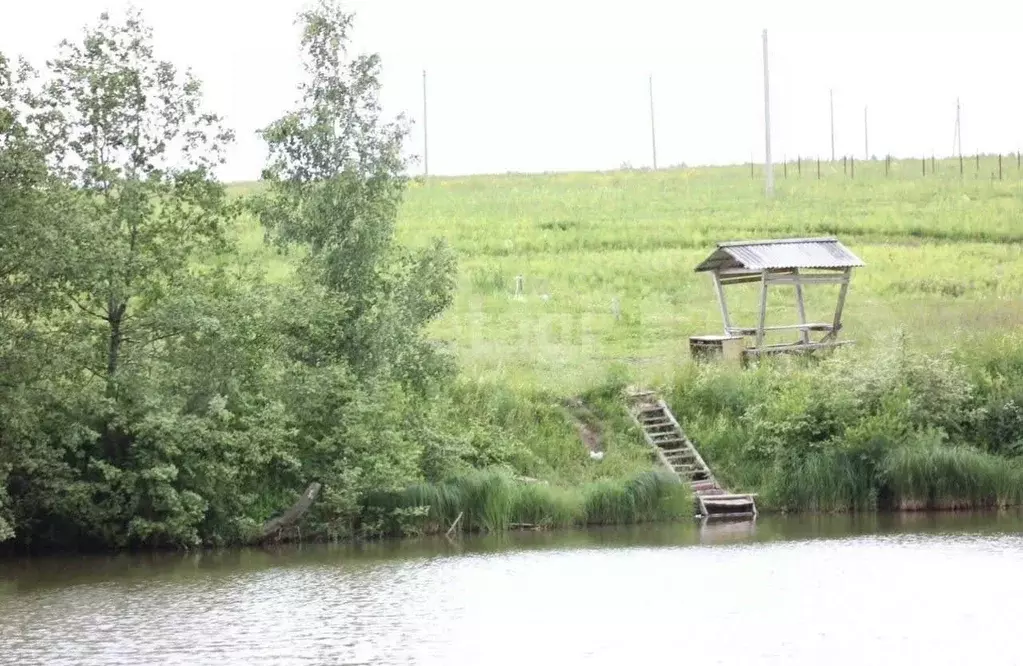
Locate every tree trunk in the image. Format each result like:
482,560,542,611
106,299,127,389
260,482,322,541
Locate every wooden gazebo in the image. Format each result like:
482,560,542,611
690,237,865,360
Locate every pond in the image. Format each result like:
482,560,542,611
2,512,1023,665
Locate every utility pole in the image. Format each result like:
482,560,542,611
830,88,835,161
762,29,774,196
953,97,962,175
649,74,657,170
956,97,962,159
864,106,869,160
422,69,429,177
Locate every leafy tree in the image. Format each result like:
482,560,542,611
254,0,456,386
42,9,235,395
0,11,260,549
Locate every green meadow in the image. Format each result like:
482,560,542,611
234,156,1023,393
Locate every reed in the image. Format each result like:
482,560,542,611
363,468,690,536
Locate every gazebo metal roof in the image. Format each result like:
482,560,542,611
694,237,865,273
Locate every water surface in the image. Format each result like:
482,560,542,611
2,513,1023,665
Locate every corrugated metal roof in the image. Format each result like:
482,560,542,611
694,237,865,272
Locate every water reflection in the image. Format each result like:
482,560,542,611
2,512,1023,665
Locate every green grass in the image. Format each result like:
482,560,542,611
231,157,1023,393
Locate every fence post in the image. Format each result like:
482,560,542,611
798,156,801,176
931,155,936,174
922,156,926,176
960,153,964,176
885,154,890,176
999,154,1003,180
976,153,980,171
843,155,847,175
784,156,788,179
817,157,821,180
850,155,855,179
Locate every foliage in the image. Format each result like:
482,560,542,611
666,338,1023,512
251,0,456,388
0,4,466,551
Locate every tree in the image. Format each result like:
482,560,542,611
254,0,456,386
43,9,235,396
0,11,257,550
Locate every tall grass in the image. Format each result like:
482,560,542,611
884,444,1023,510
362,469,692,537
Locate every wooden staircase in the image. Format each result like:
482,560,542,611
627,390,757,520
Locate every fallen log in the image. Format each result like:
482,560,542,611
260,482,321,540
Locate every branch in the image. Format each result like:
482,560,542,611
126,327,189,349
67,293,106,320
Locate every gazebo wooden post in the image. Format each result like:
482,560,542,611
756,270,769,350
793,268,810,344
711,271,732,335
832,267,852,339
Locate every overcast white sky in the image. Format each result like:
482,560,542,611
3,1,1021,181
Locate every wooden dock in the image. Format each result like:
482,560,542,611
627,390,757,520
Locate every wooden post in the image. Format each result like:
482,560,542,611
843,155,847,175
711,272,732,335
756,271,769,350
922,156,926,176
850,155,854,179
750,156,754,179
960,152,964,176
784,157,788,179
817,157,821,179
793,269,809,344
797,156,801,176
832,268,852,339
931,155,936,173
976,153,980,171
999,154,1003,180
885,154,890,176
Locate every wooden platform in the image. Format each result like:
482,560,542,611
626,391,757,520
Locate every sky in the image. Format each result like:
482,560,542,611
3,1,1022,181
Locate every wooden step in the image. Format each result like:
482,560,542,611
702,494,757,503
641,419,673,427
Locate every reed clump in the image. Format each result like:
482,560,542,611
362,468,691,537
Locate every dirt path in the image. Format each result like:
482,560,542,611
561,397,604,453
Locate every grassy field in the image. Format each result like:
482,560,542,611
269,156,1020,393
232,157,1023,393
